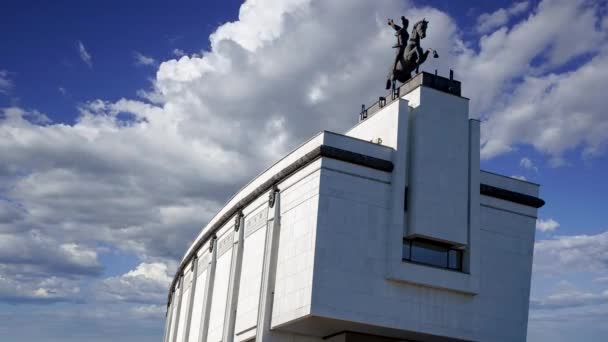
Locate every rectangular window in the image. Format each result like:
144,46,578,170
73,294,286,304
402,238,463,271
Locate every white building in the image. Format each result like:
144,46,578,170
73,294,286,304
163,72,545,342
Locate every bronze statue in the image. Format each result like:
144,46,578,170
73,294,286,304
386,17,438,90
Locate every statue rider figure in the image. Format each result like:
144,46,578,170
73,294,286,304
387,16,409,90
385,16,438,90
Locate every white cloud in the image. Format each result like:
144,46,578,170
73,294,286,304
0,303,164,341
536,218,560,232
531,288,608,310
477,1,530,34
0,200,24,223
468,0,608,160
134,52,156,66
0,273,81,303
131,304,166,319
0,4,607,341
0,70,13,94
520,157,539,172
209,0,312,52
530,231,608,339
534,231,608,276
172,49,185,57
511,175,527,181
96,262,172,303
1,106,51,124
58,86,67,96
0,0,452,312
0,231,101,276
124,262,172,284
77,41,92,67
594,276,608,283
481,49,608,160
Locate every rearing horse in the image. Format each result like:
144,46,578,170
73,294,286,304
386,18,438,90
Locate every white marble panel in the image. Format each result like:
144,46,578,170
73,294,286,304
187,268,207,342
206,248,233,342
175,287,190,342
235,225,267,335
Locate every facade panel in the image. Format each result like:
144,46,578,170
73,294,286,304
207,239,233,342
271,169,320,327
175,287,190,342
235,225,266,335
188,268,207,342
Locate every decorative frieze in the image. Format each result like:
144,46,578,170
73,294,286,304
245,209,268,238
217,231,235,257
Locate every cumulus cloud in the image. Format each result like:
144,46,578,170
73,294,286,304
96,263,172,303
0,0,454,311
131,304,166,319
536,218,560,232
0,70,13,94
468,0,608,160
481,50,608,160
172,49,185,57
531,287,608,310
530,233,608,332
476,1,530,34
529,304,608,325
0,271,82,303
77,41,92,67
0,231,101,276
520,157,539,172
594,276,608,283
0,3,607,340
533,231,608,276
134,52,156,66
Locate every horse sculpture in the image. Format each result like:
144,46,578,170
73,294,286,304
386,17,438,90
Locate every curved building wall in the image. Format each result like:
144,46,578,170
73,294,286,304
163,77,544,342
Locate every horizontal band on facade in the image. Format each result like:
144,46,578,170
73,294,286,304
480,184,545,209
168,145,545,299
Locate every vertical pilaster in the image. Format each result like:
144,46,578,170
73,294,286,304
182,256,199,342
197,236,218,342
223,212,246,342
255,187,281,342
163,292,175,342
466,119,481,292
171,276,185,342
386,99,411,277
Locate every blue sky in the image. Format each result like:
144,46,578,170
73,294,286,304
0,0,243,123
1,0,608,341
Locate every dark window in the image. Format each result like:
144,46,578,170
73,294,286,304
402,238,463,271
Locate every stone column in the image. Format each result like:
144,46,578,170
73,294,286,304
170,275,185,342
255,186,281,342
222,211,246,342
181,256,199,342
197,236,218,342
